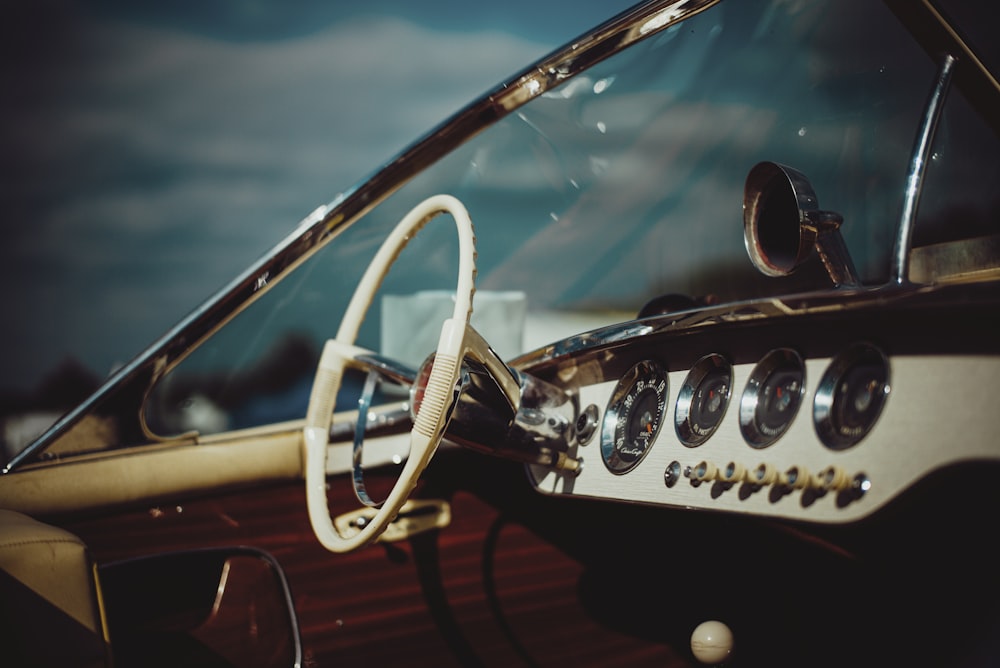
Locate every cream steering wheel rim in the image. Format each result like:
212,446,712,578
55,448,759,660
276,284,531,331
303,194,476,553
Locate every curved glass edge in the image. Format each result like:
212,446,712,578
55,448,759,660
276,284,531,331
3,0,720,473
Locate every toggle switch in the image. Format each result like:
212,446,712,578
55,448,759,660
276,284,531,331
689,460,718,483
815,465,853,491
750,462,779,486
718,461,746,484
779,465,811,489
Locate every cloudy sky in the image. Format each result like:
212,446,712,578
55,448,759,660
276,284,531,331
0,0,638,397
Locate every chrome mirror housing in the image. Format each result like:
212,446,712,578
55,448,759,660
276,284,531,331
743,161,860,288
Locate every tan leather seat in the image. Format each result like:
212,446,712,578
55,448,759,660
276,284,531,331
0,509,111,667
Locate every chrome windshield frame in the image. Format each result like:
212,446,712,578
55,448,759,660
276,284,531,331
891,53,956,285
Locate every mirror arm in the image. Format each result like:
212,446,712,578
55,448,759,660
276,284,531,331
808,211,861,288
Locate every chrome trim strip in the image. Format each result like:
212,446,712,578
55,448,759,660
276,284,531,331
352,370,384,508
5,0,720,474
891,53,956,285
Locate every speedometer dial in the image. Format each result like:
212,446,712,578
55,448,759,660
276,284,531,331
601,360,668,474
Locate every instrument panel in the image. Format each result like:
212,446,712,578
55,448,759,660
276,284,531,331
528,337,1000,524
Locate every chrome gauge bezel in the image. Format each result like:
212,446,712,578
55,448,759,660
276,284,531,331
601,360,668,475
814,343,890,450
739,348,806,448
675,353,733,447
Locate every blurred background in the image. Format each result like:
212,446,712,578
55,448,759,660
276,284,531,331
0,0,637,444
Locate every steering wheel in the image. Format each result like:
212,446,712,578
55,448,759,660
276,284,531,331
302,194,477,553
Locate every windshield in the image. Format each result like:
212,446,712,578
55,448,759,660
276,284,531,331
17,0,1000,454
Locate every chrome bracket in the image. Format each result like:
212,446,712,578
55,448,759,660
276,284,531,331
333,499,451,543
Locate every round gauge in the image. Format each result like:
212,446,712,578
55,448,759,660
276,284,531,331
601,360,668,474
814,343,890,450
675,354,732,447
740,348,805,448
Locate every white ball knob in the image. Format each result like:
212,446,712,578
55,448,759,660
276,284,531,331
690,620,734,665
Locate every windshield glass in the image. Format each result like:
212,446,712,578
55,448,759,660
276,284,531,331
65,0,1000,441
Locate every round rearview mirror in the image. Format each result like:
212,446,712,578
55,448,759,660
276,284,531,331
742,161,820,277
743,161,859,287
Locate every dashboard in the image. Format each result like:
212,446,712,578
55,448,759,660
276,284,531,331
524,285,1000,524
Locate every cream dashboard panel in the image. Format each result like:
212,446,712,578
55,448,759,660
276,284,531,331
529,354,1000,523
0,417,409,517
